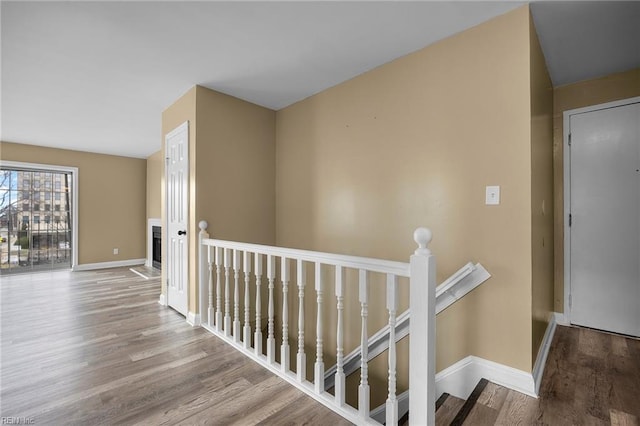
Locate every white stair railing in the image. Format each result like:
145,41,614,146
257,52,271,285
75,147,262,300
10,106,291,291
324,262,491,390
197,221,436,426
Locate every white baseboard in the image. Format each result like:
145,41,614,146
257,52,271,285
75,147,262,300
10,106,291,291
554,311,570,326
436,313,564,400
73,258,146,271
158,294,167,306
436,355,536,400
532,313,558,395
186,312,200,327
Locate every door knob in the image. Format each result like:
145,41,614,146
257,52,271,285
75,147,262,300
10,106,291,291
178,230,186,236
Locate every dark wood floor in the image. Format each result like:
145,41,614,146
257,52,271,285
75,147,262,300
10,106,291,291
460,325,640,425
0,268,351,425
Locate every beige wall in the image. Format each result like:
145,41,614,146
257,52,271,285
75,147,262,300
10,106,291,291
0,141,146,265
146,150,162,220
192,86,276,314
552,68,640,312
276,5,534,395
160,86,276,314
529,15,555,367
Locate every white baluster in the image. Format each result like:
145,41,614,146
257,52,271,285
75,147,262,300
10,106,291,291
281,258,291,372
215,247,223,331
243,251,252,349
358,269,370,419
267,255,276,364
335,265,345,406
314,262,324,394
409,228,436,426
297,259,306,382
224,248,231,336
199,221,210,328
254,253,263,356
233,250,242,342
207,246,214,326
386,273,398,425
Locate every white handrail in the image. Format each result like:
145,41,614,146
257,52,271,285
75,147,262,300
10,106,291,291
197,225,435,425
203,237,410,277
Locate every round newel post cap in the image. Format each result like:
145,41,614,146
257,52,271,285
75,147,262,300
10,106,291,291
198,220,208,232
413,227,432,255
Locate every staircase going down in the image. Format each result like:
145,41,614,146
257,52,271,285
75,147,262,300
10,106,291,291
429,378,537,426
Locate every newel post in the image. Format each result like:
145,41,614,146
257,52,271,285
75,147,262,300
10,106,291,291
198,221,209,328
409,227,436,426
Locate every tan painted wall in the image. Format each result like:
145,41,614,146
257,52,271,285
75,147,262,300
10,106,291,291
146,150,162,220
276,6,534,401
160,86,275,314
529,15,554,367
552,68,640,312
192,86,276,313
0,141,146,264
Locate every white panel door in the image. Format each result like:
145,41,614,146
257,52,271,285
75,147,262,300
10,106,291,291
166,122,189,316
570,101,640,337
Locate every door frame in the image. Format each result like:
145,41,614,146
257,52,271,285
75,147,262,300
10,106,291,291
164,120,190,314
563,96,640,324
0,160,79,270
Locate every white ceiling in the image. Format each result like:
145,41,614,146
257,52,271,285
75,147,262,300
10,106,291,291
1,1,638,159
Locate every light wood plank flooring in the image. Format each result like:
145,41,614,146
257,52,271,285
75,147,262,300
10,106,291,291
0,268,352,425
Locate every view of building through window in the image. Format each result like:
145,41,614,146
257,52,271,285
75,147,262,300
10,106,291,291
0,168,73,274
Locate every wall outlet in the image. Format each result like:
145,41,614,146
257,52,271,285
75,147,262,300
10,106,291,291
113,248,119,255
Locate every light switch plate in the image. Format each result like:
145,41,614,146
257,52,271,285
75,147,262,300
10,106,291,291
486,186,500,205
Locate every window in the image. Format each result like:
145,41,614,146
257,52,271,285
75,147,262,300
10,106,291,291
34,181,40,189
45,204,50,211
54,216,60,224
22,216,29,225
22,203,29,211
22,191,30,200
23,180,30,189
45,192,51,200
34,203,40,211
44,215,50,224
54,182,61,191
55,205,60,211
55,193,61,200
33,215,40,224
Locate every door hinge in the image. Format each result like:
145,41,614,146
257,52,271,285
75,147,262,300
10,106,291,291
568,133,572,146
569,214,572,227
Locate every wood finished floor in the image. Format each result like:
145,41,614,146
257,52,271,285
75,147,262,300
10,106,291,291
458,325,640,425
0,267,352,425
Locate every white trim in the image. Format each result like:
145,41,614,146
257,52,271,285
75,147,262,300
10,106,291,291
147,218,161,268
130,268,150,280
73,258,145,271
532,314,557,395
0,160,79,270
158,294,167,306
435,355,536,400
563,96,640,325
186,312,200,326
553,312,569,326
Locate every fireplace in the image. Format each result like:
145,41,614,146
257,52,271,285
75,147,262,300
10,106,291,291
152,226,161,270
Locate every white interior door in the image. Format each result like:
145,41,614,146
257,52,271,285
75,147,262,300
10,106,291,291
569,101,640,337
166,122,189,316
